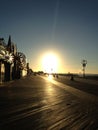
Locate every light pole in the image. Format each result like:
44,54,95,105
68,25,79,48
81,60,87,78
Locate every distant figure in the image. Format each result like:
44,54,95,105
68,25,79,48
53,74,55,78
70,74,74,81
56,74,59,78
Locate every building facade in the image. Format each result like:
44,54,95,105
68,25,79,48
0,36,28,83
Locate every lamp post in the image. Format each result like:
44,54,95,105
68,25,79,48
81,60,87,78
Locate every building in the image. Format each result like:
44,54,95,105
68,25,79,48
0,36,28,83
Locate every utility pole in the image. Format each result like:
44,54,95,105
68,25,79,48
81,60,87,78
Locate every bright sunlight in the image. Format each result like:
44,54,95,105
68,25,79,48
42,52,59,73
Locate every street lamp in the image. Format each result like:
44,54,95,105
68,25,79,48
81,60,87,78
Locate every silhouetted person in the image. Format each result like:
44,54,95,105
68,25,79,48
70,74,74,81
56,74,58,78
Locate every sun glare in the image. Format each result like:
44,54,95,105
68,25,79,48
42,52,58,73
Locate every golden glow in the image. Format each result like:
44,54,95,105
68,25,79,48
48,74,53,80
42,52,59,73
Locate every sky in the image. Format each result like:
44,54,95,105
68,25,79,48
0,0,98,74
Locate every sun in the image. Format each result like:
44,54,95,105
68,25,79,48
42,52,58,73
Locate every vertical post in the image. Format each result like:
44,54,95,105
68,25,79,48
27,63,29,75
81,60,87,78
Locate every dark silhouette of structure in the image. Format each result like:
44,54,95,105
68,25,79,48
81,59,87,78
0,36,29,83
